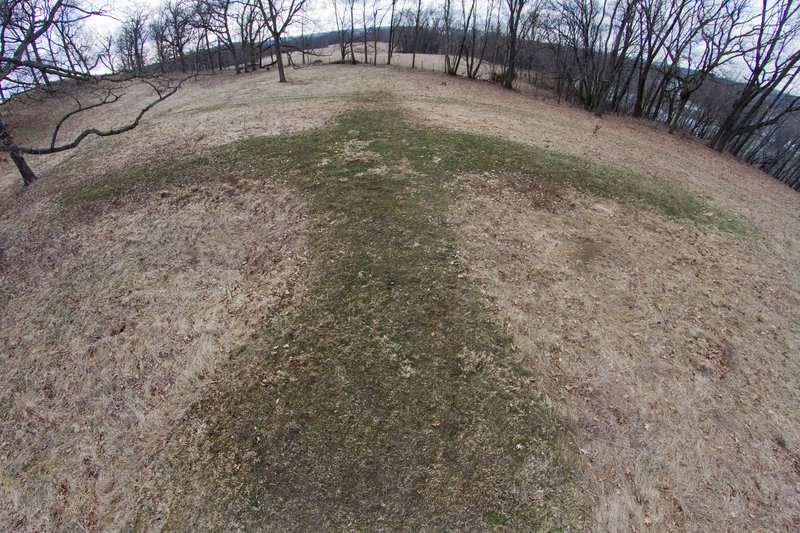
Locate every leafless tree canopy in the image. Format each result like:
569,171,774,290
2,0,799,188
0,0,188,185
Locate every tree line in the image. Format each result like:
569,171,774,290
335,0,800,190
0,0,306,184
2,0,799,189
108,0,308,80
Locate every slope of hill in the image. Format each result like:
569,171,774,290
1,63,799,531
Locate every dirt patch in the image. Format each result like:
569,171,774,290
0,179,308,530
454,175,800,530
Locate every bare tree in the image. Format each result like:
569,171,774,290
237,0,265,72
502,0,529,88
163,0,197,72
332,0,356,62
554,0,637,111
463,0,494,79
191,0,220,71
256,0,306,81
411,0,423,67
0,0,184,185
195,0,246,73
710,0,800,154
361,0,370,63
443,0,476,75
668,0,748,133
116,9,150,74
387,0,399,64
630,0,690,117
370,1,389,65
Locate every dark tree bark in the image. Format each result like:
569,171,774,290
503,0,526,89
0,115,37,185
412,0,423,68
387,0,398,64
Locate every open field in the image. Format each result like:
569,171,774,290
1,63,799,531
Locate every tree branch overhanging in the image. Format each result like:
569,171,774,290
0,76,189,155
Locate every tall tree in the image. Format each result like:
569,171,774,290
256,0,306,82
116,9,150,74
668,0,748,133
411,0,423,68
502,0,527,88
463,0,494,79
332,0,356,62
710,0,800,153
387,0,399,64
163,0,196,72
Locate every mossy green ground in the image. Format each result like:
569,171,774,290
78,109,742,530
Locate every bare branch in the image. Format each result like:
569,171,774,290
0,76,189,155
49,89,122,149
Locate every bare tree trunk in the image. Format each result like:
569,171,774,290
205,33,215,71
387,0,397,64
669,91,689,133
362,0,369,63
503,0,525,89
349,0,357,62
1,115,38,185
274,35,287,82
412,0,422,68
9,152,38,185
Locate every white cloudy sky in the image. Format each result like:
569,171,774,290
84,0,795,88
85,0,337,36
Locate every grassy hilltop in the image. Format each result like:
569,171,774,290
1,63,799,531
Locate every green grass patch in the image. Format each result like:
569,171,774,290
59,154,217,206
64,108,744,236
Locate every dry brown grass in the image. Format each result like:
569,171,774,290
1,62,800,530
453,179,800,530
1,181,307,530
388,63,800,531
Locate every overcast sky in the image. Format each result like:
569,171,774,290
86,0,337,36
86,0,796,88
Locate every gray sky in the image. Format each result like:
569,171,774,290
86,0,797,89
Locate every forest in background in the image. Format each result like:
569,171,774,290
3,0,800,189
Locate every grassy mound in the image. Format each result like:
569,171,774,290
66,109,740,529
